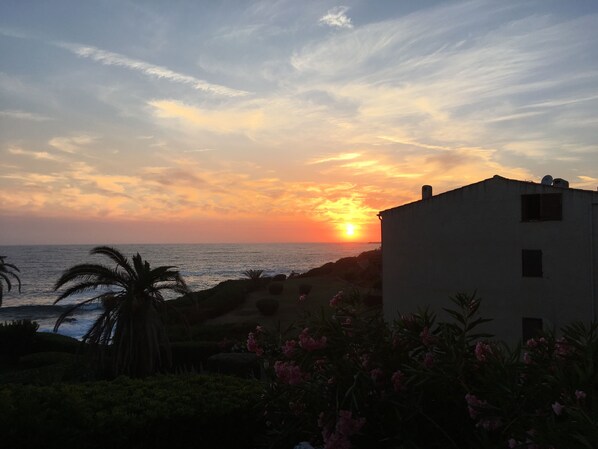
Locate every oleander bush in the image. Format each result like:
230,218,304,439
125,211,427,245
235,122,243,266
0,374,263,449
256,298,280,316
268,282,284,295
247,291,598,449
272,274,287,282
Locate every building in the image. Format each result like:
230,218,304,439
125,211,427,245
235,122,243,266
378,175,598,343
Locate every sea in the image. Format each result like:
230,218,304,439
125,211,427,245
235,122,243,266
0,242,378,339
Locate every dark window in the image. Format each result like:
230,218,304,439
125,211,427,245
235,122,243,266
522,317,543,342
521,194,562,221
522,250,542,277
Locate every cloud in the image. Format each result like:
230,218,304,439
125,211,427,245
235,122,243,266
149,100,264,133
59,43,249,97
319,6,353,29
48,135,96,154
7,147,59,161
0,110,52,121
308,152,361,164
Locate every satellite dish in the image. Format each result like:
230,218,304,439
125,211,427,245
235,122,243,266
541,175,553,185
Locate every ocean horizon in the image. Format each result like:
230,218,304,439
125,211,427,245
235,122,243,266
0,242,379,339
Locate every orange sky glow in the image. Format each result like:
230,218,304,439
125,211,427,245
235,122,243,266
1,1,597,244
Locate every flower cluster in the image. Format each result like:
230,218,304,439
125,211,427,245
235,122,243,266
250,291,597,449
274,360,307,385
319,410,366,449
298,328,327,351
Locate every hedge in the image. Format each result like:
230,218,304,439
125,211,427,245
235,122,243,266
0,374,263,449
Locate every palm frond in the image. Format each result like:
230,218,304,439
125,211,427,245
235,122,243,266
54,264,127,290
53,295,106,332
90,246,134,275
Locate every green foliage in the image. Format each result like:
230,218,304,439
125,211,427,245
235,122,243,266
249,291,598,449
0,320,39,360
0,255,21,306
173,279,251,324
31,331,81,354
256,297,280,316
18,351,75,369
53,246,190,378
171,341,223,371
0,374,263,449
298,283,312,295
206,353,260,378
268,282,284,295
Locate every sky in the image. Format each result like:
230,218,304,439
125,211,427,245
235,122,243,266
1,0,597,245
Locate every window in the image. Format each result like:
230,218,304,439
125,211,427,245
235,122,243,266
522,317,543,342
522,250,542,277
521,193,562,221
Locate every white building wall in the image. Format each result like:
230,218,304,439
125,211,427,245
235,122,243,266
381,177,598,343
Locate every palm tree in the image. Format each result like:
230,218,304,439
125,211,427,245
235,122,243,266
0,256,22,307
54,246,189,377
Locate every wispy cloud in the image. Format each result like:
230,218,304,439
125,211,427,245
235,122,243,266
308,152,361,164
59,43,249,97
0,110,52,121
319,6,353,29
48,135,96,154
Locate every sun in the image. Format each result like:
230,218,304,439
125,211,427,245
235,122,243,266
345,223,356,237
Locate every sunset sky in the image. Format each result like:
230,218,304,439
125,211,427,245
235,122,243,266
1,0,597,244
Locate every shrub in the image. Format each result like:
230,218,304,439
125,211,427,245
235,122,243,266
256,298,279,316
19,352,75,369
32,332,81,354
206,353,260,378
272,274,287,282
0,320,39,361
298,283,312,295
171,341,222,371
268,282,284,295
248,291,598,449
0,374,263,449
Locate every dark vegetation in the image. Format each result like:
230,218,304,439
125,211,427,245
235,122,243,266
8,248,596,448
0,248,382,448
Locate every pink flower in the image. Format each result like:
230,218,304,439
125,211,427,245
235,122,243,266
298,294,307,303
320,410,366,449
523,352,532,364
329,291,344,307
475,341,493,362
282,339,297,358
554,338,570,357
551,401,564,416
299,327,327,351
274,360,305,385
246,332,263,356
420,326,434,346
423,352,434,368
575,390,587,400
255,325,263,333
479,417,502,431
337,410,366,436
370,368,384,384
391,370,404,392
359,353,371,369
465,393,487,419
